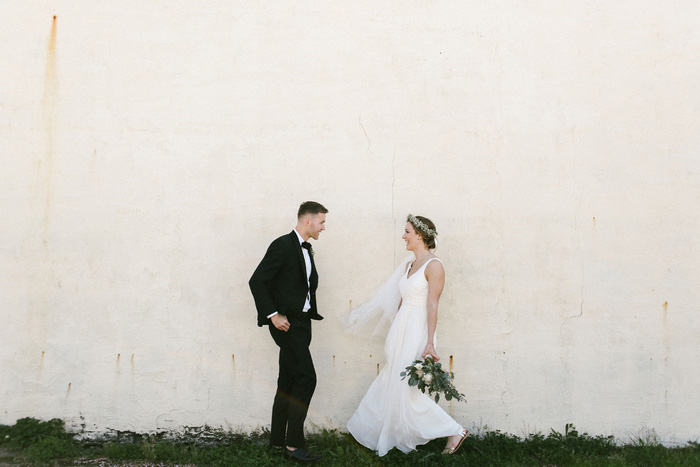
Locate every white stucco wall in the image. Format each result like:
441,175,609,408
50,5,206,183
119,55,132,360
2,0,700,445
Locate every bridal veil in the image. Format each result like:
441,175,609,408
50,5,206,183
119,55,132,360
340,254,414,337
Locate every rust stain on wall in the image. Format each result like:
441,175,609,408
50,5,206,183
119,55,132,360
662,301,670,355
40,15,58,256
43,16,58,104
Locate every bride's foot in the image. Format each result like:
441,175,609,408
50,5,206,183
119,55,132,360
442,428,468,454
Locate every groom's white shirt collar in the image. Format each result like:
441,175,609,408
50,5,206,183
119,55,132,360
293,229,305,244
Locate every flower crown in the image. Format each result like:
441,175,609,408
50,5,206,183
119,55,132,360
407,214,438,238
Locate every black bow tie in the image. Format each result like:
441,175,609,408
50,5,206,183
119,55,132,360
301,242,312,251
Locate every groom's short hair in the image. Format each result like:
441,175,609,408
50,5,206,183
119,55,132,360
298,201,328,218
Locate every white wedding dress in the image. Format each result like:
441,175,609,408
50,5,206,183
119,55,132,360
347,257,462,456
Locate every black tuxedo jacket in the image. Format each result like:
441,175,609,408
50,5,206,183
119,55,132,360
249,231,324,327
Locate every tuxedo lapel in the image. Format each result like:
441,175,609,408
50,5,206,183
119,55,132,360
309,249,318,287
291,231,308,285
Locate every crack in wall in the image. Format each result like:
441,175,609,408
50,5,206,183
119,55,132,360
562,193,585,330
561,262,585,330
358,115,370,151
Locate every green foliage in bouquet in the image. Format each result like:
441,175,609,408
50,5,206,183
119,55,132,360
400,356,466,403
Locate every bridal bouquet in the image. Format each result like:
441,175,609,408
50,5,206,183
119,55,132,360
400,356,466,403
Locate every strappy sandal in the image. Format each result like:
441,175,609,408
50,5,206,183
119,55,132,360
442,428,469,454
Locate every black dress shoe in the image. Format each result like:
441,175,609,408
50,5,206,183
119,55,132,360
284,447,322,463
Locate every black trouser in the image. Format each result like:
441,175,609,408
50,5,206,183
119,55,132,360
268,315,316,448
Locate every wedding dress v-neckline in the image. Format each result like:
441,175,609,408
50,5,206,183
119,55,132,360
406,257,434,280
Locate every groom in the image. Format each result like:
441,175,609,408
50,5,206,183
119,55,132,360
249,201,327,463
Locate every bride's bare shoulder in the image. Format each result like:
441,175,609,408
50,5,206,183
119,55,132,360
425,256,444,274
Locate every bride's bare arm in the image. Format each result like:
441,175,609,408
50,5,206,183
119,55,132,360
422,260,445,361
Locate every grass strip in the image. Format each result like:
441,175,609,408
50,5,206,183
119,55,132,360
2,418,699,466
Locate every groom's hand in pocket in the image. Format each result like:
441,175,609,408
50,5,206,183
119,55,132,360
271,313,290,332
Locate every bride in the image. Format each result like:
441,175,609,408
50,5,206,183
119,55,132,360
345,214,468,456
